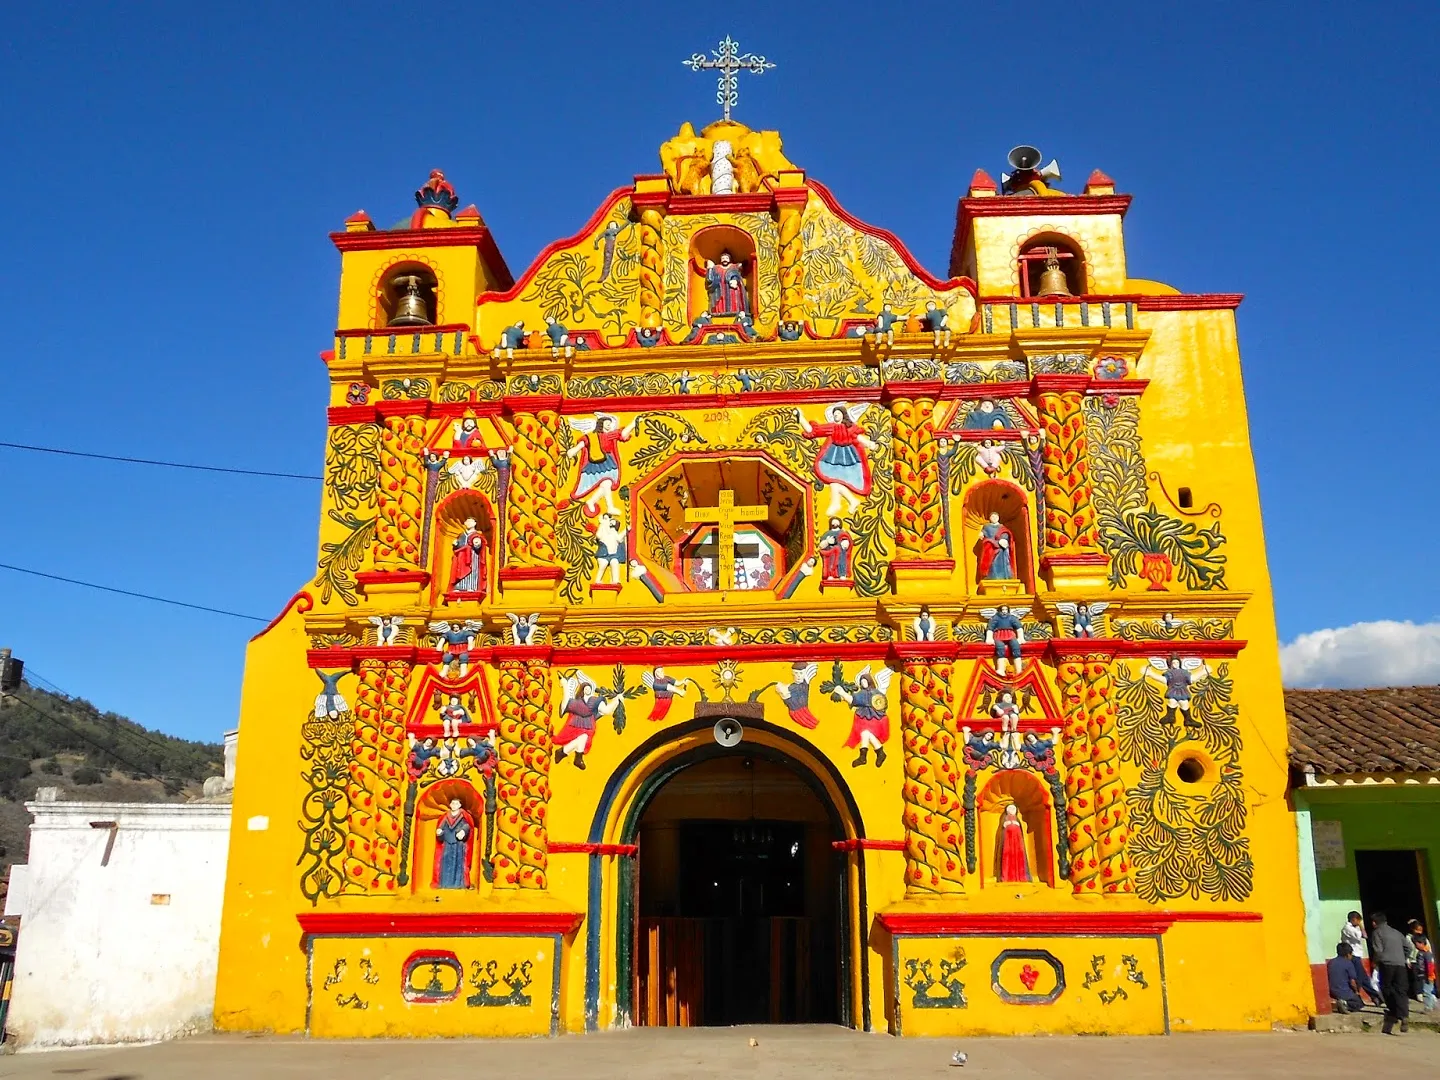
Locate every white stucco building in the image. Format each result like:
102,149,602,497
1,731,236,1047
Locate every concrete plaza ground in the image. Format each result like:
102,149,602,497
4,1026,1439,1079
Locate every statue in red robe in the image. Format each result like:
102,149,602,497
433,798,476,889
448,518,486,595
996,804,1032,883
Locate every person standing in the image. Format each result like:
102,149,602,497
1370,911,1411,1033
1328,944,1367,1014
1407,920,1436,1010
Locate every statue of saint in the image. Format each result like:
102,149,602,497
448,518,487,596
704,252,749,316
996,804,1032,883
433,798,475,890
977,511,1015,580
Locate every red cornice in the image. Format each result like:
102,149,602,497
476,188,632,306
327,404,379,425
832,839,906,852
668,192,775,215
550,640,892,667
297,911,583,937
329,227,514,290
961,194,1133,219
892,642,961,663
356,570,431,586
1136,293,1244,311
498,566,565,582
251,590,312,642
878,910,1261,937
1047,639,1249,661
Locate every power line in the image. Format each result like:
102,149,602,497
0,440,321,481
0,562,268,622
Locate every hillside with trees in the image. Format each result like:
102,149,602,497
0,680,224,887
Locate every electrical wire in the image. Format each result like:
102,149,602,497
0,440,321,481
4,690,166,782
0,562,268,622
23,666,220,761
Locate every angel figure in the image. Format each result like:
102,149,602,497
566,412,637,516
911,605,938,643
1145,656,1211,725
313,671,350,719
554,671,620,770
976,439,1005,479
835,666,892,768
430,619,484,678
368,614,406,646
798,403,878,518
448,417,491,488
641,667,693,721
771,662,819,728
1056,601,1109,639
504,612,541,646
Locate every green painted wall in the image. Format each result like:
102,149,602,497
1294,786,1440,964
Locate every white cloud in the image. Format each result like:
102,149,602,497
1281,620,1440,689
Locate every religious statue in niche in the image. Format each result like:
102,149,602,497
962,399,1016,431
591,512,627,586
1145,656,1211,726
817,516,854,581
554,671,621,770
434,798,477,890
981,606,1026,676
1057,601,1109,638
977,511,1016,581
447,517,488,598
996,804,1032,883
429,620,484,678
702,251,750,318
833,665,892,768
798,403,876,517
642,667,694,721
566,412,637,517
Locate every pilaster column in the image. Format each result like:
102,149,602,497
775,185,807,324
633,185,668,329
1034,375,1108,589
344,657,409,893
1057,654,1098,894
897,646,965,896
501,400,564,600
493,652,553,889
1086,658,1131,893
888,388,954,594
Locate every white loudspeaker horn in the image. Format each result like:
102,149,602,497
1038,159,1062,182
1007,144,1042,171
713,718,744,748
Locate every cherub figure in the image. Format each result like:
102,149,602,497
367,615,406,647
1145,656,1211,725
543,315,574,358
554,671,621,770
430,620,484,678
1056,601,1109,639
504,612,541,646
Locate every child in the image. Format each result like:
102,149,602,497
1407,919,1436,1011
1341,911,1376,1004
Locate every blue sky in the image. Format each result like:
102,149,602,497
1,1,1436,741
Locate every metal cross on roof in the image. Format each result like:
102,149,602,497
682,36,775,122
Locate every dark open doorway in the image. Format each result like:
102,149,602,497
629,753,845,1026
1357,849,1431,932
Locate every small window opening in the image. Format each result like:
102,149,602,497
380,267,438,328
1177,487,1193,510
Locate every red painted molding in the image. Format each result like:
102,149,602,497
498,566,565,583
1047,639,1249,661
549,640,891,667
501,394,565,416
889,559,956,571
881,380,947,402
297,911,583,937
960,194,1133,219
1032,374,1093,393
1040,553,1110,568
329,227,514,290
547,842,639,856
892,642,961,663
1136,293,1244,311
356,570,431,586
251,590,313,642
668,192,775,215
376,400,434,420
328,404,379,425
832,839,907,852
877,909,1260,936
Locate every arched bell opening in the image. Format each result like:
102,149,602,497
378,263,439,327
1017,234,1085,298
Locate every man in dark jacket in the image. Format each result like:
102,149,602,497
1371,911,1411,1033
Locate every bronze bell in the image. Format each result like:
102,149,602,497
388,274,432,326
1036,251,1072,297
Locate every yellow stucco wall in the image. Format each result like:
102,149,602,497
214,124,1313,1038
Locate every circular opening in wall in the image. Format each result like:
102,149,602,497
1176,756,1207,784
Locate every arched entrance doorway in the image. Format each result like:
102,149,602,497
590,720,865,1030
633,753,842,1026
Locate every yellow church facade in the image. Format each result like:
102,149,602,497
214,121,1314,1037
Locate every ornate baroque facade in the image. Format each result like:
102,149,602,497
214,121,1312,1037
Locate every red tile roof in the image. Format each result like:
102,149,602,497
1286,686,1440,776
